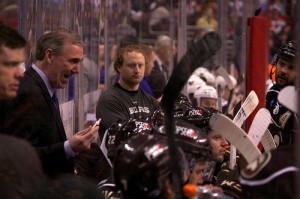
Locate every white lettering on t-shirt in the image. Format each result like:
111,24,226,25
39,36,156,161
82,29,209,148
129,106,150,114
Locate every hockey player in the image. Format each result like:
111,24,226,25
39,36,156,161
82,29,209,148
194,85,218,110
113,133,190,199
240,144,297,199
215,75,238,113
98,118,152,199
265,41,297,146
155,119,212,186
237,41,298,199
186,74,206,106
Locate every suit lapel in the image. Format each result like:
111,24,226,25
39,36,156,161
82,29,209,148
26,67,67,140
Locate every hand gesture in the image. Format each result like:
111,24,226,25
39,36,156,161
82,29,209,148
69,125,99,153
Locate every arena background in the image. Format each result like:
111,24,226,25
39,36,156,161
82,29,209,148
1,1,299,194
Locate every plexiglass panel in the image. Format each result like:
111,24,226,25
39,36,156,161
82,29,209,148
0,0,297,136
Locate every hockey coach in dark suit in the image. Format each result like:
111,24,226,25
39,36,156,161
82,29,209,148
0,29,99,178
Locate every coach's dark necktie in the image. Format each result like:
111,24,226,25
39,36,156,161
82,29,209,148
52,92,60,116
161,64,169,80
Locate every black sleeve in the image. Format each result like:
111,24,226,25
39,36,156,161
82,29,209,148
98,184,123,199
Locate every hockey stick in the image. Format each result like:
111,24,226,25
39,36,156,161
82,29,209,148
216,66,234,113
262,86,297,150
233,100,242,117
216,66,234,90
161,32,222,198
260,86,298,152
247,108,272,146
278,85,298,113
217,84,223,113
229,91,259,169
209,113,261,164
260,129,277,152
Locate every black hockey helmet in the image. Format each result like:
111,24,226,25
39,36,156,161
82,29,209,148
176,93,192,104
270,41,296,82
146,109,165,128
156,119,211,164
174,106,219,129
113,134,189,199
173,98,194,119
276,41,296,63
105,118,152,161
172,93,193,114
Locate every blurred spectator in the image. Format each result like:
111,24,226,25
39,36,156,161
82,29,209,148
99,44,105,91
196,7,218,32
81,55,98,94
149,0,171,33
187,0,205,25
0,4,18,29
227,10,240,40
207,0,218,11
228,0,243,17
139,44,156,96
269,4,286,35
148,34,173,99
127,0,144,36
271,0,286,15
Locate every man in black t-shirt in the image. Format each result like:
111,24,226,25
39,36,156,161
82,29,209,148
96,45,158,140
96,44,159,183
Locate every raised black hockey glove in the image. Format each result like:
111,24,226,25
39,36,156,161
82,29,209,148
216,161,242,199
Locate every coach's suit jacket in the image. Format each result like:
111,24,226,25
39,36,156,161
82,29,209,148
147,60,168,99
0,66,74,177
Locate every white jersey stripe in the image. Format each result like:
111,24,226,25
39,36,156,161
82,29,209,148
239,166,298,186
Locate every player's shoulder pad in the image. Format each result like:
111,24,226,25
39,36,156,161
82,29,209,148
240,144,298,185
241,152,271,179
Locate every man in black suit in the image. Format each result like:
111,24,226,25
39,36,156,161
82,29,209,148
0,28,99,177
148,34,173,99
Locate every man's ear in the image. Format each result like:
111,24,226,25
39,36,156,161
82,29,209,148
163,178,175,199
45,48,53,64
116,65,121,74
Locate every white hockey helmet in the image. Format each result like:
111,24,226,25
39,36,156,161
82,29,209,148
193,67,209,76
186,74,206,95
194,85,218,99
200,71,215,86
229,75,237,87
215,76,226,90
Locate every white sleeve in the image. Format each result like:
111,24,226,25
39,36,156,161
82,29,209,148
100,129,112,167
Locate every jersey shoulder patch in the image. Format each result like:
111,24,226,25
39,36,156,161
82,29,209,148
241,152,271,179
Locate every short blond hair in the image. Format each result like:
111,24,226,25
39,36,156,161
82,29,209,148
113,45,147,74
